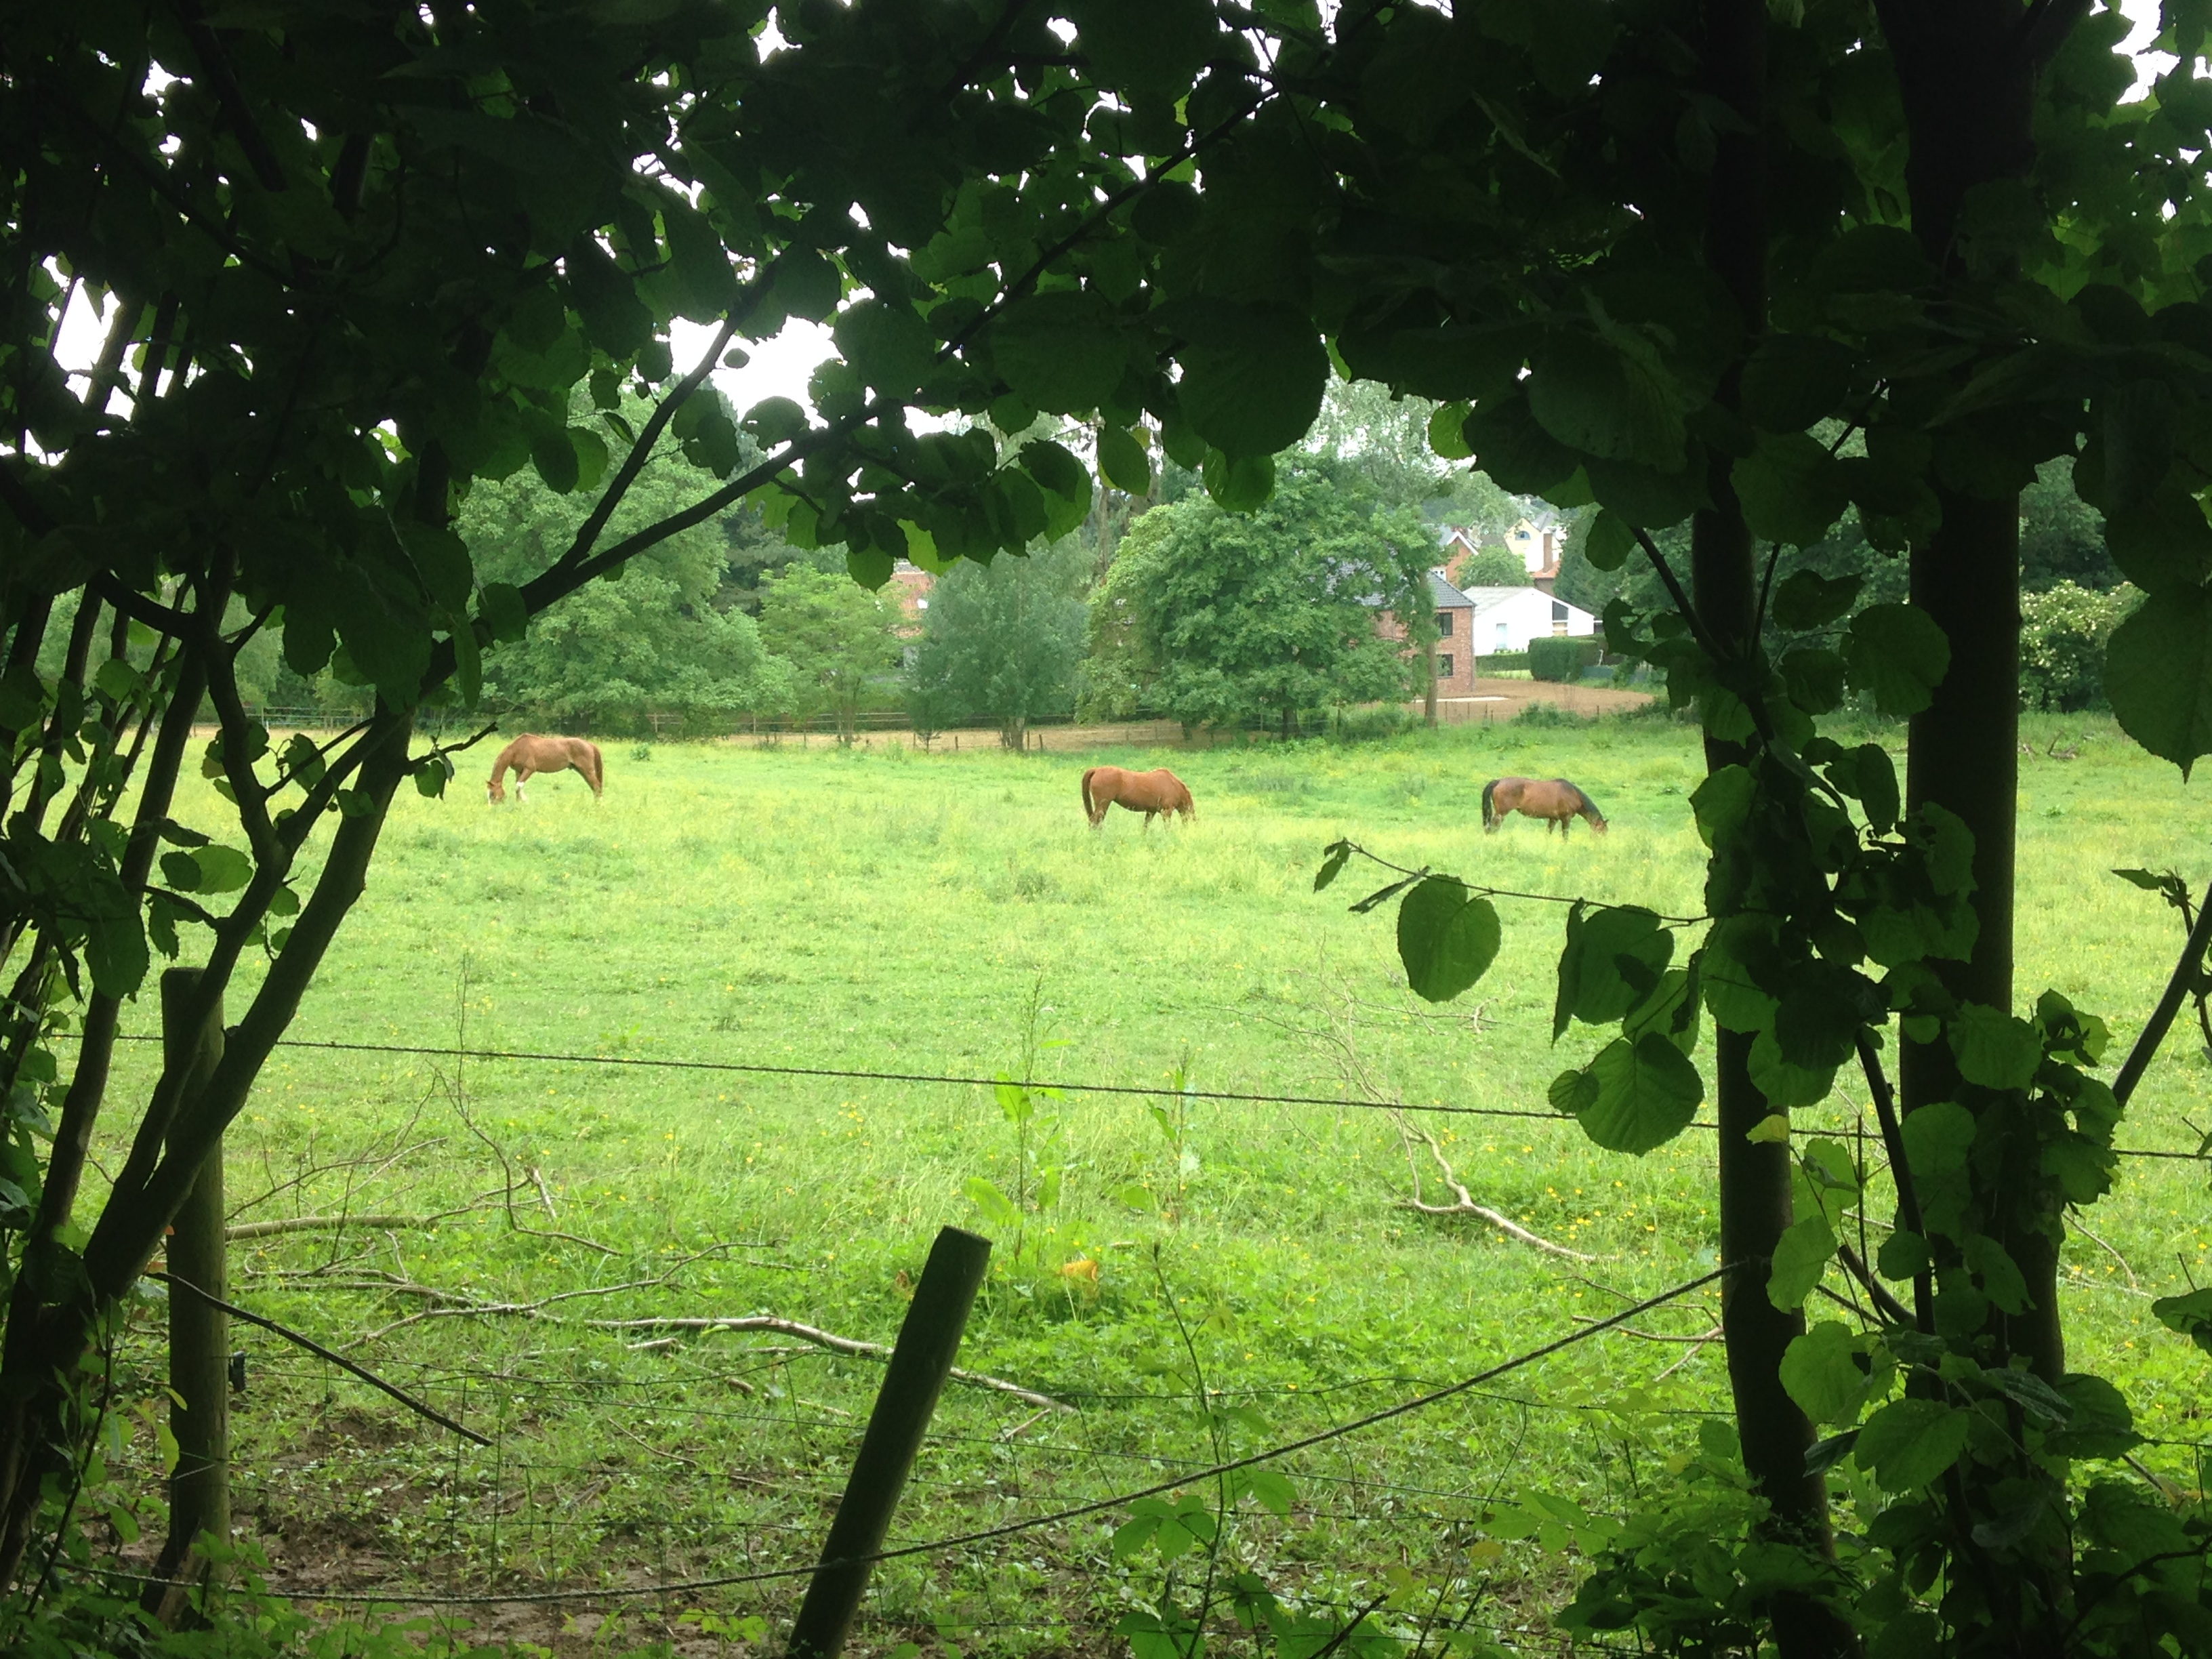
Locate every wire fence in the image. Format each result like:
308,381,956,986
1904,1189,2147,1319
75,1025,2211,1651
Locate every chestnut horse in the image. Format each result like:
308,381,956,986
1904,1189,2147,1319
1082,766,1195,829
1481,777,1606,836
487,735,605,804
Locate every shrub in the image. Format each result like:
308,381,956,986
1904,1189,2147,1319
2020,581,2133,711
1528,636,1584,682
1478,651,1530,672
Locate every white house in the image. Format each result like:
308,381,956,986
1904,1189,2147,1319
1460,586,1598,654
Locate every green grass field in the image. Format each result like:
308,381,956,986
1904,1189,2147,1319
84,710,2212,1656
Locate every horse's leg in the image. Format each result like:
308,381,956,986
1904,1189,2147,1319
516,767,533,803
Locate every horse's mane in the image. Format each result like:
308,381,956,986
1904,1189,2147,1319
1556,778,1603,818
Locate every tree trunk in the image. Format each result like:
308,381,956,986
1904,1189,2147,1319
1692,0,1843,1647
1885,0,2054,1382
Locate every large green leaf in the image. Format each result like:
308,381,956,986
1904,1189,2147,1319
1948,1002,2043,1090
1577,1033,1703,1153
1098,426,1152,493
1064,0,1219,96
1767,1212,1837,1311
2104,483,2212,592
1771,569,1862,631
1169,300,1330,459
989,290,1127,413
1395,878,1502,1003
1856,1399,1970,1492
1201,449,1275,510
1780,1321,1875,1425
1734,432,1850,546
1740,334,1855,432
1526,333,1685,469
1556,905,1673,1029
2107,586,2212,777
1843,604,1950,716
834,300,938,397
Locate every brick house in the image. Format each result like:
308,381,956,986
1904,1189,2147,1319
1376,572,1482,699
1440,515,1566,592
886,558,933,637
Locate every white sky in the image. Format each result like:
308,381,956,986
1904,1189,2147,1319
49,1,2183,431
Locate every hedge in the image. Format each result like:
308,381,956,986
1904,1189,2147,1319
1528,636,1589,682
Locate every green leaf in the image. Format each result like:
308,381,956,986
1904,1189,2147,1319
2047,1373,2139,1458
1780,1321,1872,1425
1169,300,1330,458
1314,841,1351,893
2153,1286,2212,1355
1395,878,1502,1003
1843,604,1950,716
1948,1002,2042,1090
963,1176,1019,1229
989,290,1126,413
191,846,253,895
773,250,843,323
1740,334,1856,432
1427,401,1473,460
2106,586,2212,777
1577,1033,1703,1153
2104,483,2212,593
1202,449,1274,511
1235,1468,1296,1515
1746,1113,1791,1143
531,428,581,494
659,195,737,322
1098,426,1152,493
479,583,528,644
1733,432,1849,546
1526,332,1685,470
834,300,938,397
1556,906,1673,1028
1856,1398,1970,1493
1771,569,1862,631
1767,1212,1837,1311
1584,510,1635,572
744,396,811,449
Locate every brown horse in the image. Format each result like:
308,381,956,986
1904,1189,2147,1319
1082,766,1195,829
487,735,605,804
1481,777,1606,836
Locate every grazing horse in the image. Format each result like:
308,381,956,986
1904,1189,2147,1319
487,735,605,804
1481,777,1607,837
1082,766,1195,829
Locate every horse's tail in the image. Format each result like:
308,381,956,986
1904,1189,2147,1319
1081,768,1099,819
585,740,606,796
1480,778,1498,830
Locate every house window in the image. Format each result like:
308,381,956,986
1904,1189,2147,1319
1551,598,1568,637
1436,611,1453,636
1438,655,1454,680
916,598,929,611
1494,621,1510,647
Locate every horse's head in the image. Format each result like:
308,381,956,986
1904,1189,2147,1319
487,779,506,804
1587,812,1609,835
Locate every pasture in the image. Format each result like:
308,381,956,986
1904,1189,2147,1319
89,712,2212,1656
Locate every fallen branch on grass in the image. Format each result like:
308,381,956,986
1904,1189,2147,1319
226,1212,451,1241
583,1315,1069,1412
1397,1119,1593,1261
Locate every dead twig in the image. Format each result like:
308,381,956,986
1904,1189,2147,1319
583,1315,1068,1411
226,1211,461,1241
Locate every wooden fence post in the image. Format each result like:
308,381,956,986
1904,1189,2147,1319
785,1227,991,1659
155,967,228,1603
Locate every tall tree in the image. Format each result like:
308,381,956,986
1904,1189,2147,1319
1086,460,1433,735
756,564,898,741
905,537,1089,747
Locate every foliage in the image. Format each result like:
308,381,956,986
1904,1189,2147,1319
462,434,792,732
755,565,899,741
1526,639,1584,684
1455,546,1534,589
2020,581,2136,713
1084,462,1433,733
903,537,1090,747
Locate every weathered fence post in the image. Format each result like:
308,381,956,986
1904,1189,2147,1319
155,967,228,1602
785,1226,991,1659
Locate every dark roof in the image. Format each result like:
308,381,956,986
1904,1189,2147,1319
1428,571,1475,608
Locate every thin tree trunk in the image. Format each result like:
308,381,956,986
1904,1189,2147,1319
1884,0,2057,1382
1692,0,1842,1647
